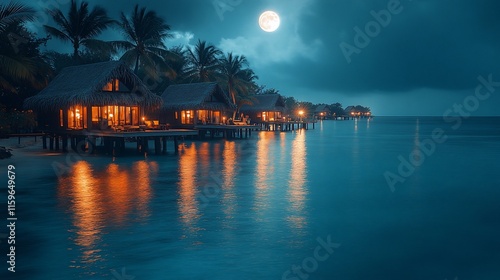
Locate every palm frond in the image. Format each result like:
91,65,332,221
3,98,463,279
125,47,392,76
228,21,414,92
43,25,72,42
0,2,35,32
82,38,116,54
0,54,36,82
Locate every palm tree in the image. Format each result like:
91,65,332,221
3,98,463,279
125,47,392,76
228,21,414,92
112,4,172,75
0,2,50,93
43,0,114,59
185,40,222,82
163,46,188,84
218,52,258,118
0,1,35,32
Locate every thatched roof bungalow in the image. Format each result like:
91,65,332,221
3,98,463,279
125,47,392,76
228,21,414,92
314,104,331,119
239,94,286,123
24,61,161,131
157,82,236,127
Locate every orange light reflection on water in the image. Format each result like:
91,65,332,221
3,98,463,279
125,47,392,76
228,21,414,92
254,132,274,214
57,160,155,266
287,131,308,231
222,141,237,221
177,144,201,234
68,161,103,252
106,163,131,225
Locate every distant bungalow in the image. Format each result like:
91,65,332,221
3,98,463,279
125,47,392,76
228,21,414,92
344,105,371,118
344,106,356,117
157,82,236,128
314,104,330,119
24,61,161,131
240,94,286,123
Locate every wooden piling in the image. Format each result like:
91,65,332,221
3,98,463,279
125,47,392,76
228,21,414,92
62,135,68,152
174,137,179,154
42,135,47,149
154,137,161,155
55,135,60,150
162,137,167,154
49,135,54,150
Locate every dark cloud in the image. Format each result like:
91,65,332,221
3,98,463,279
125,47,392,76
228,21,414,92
289,0,500,93
20,0,500,115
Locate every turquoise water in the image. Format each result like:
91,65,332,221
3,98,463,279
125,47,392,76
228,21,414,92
1,117,500,279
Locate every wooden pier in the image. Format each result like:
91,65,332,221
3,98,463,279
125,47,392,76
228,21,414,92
32,120,317,157
195,124,259,139
4,133,46,145
41,129,198,156
256,121,316,131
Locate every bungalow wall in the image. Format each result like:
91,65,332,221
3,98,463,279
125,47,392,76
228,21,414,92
39,105,144,131
159,109,228,128
243,110,283,124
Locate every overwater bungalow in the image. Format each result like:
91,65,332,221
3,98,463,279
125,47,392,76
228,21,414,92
157,82,236,128
239,94,286,123
314,104,330,120
344,106,358,119
24,61,162,132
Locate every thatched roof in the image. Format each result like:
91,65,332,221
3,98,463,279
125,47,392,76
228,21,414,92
240,94,286,113
160,82,236,111
314,104,330,113
24,61,162,111
344,106,355,113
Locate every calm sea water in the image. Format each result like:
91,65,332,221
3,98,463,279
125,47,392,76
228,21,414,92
1,117,500,280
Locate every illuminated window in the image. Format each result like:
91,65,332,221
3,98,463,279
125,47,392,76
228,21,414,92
198,110,208,123
59,110,63,127
90,106,139,128
181,110,194,124
92,107,100,122
67,105,85,129
102,79,120,91
212,111,220,124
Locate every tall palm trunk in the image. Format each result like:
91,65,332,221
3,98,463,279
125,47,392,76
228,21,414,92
134,53,140,74
229,82,238,119
73,41,79,59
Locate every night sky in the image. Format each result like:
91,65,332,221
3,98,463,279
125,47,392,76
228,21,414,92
22,0,500,115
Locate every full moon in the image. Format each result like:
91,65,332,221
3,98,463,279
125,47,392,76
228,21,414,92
259,11,280,32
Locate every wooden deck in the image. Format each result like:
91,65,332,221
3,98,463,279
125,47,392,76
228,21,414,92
195,124,259,139
81,129,198,138
4,133,46,144
195,124,257,130
31,119,317,156
41,128,199,156
256,120,316,131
